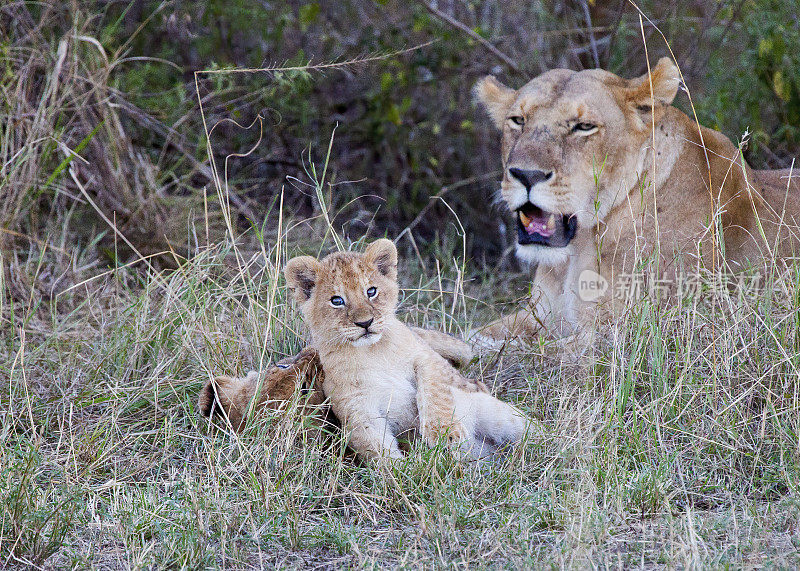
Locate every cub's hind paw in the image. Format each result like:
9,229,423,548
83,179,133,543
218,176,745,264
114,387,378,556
197,371,259,430
198,348,329,433
420,420,468,448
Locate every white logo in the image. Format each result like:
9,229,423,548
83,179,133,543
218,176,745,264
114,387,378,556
578,269,608,302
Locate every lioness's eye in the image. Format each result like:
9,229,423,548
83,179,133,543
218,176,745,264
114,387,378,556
366,286,377,298
508,116,525,127
330,296,345,307
572,122,598,134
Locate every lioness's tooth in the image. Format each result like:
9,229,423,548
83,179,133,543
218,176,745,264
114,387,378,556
519,211,531,226
546,214,556,231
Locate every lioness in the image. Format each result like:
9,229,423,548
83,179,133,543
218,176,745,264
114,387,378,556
284,239,527,461
474,57,800,342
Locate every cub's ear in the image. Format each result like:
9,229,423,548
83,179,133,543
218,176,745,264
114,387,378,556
473,75,516,130
284,256,323,303
625,57,680,124
364,238,398,279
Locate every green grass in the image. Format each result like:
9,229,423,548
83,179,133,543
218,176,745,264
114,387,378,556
2,229,800,568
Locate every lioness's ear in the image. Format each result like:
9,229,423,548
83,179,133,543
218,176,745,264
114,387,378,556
625,58,681,124
473,75,516,130
364,238,398,279
284,256,322,303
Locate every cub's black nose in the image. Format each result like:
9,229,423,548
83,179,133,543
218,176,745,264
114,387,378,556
509,168,552,190
354,318,374,330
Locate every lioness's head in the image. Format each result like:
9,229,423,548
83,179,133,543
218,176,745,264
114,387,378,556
284,239,399,348
475,57,680,266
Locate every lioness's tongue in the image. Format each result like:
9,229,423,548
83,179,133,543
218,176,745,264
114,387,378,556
519,211,556,237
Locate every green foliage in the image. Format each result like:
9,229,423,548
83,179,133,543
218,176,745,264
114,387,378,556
5,0,799,266
699,0,800,156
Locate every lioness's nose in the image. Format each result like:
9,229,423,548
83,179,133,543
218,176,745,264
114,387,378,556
354,318,374,330
509,168,552,190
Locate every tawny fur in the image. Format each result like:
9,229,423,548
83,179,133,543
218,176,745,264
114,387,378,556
198,347,329,431
284,239,527,461
474,57,800,344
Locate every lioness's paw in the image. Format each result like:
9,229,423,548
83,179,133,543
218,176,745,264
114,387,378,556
467,329,512,353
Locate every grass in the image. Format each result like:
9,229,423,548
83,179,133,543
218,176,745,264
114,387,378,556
2,220,800,568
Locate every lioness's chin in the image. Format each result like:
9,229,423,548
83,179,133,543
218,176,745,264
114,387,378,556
515,243,573,267
350,333,383,347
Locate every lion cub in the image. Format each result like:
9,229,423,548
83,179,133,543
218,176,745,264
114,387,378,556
198,347,330,432
198,331,473,432
284,239,527,461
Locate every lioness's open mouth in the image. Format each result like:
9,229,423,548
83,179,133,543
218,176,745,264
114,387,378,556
516,202,577,248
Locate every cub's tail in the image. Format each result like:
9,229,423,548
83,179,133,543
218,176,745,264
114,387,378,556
197,378,220,418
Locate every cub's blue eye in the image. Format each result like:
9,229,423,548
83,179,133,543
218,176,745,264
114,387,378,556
366,286,377,298
330,296,345,307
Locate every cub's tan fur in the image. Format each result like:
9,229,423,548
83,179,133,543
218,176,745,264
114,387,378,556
284,239,527,461
474,57,800,343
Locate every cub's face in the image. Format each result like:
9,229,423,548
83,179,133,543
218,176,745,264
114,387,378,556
474,58,680,266
284,239,400,348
